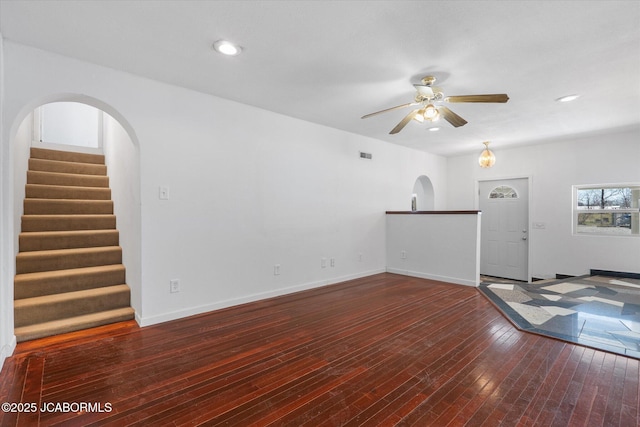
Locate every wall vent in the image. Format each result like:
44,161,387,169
359,152,372,160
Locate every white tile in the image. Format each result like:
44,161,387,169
610,279,640,289
541,283,592,294
506,302,553,325
488,284,515,290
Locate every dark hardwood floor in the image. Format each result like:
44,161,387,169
1,273,638,426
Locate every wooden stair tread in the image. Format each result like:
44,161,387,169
14,285,131,327
29,157,107,175
15,264,126,299
14,284,130,309
16,245,122,258
20,229,119,237
26,183,111,200
24,198,113,215
19,229,120,252
15,263,126,282
16,246,122,274
30,147,105,164
27,170,109,188
14,307,135,342
21,213,116,219
21,214,117,232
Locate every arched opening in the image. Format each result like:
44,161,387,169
412,175,435,211
9,94,141,329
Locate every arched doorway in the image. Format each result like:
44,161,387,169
9,95,141,330
412,175,435,211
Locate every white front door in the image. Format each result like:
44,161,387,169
479,178,529,281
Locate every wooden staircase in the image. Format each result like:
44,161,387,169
14,147,134,342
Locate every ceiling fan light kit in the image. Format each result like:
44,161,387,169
423,104,439,120
361,75,509,135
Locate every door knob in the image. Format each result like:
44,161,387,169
522,236,528,240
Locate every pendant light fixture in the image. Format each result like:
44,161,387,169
478,141,496,168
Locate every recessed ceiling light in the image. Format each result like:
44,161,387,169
428,127,440,132
556,94,580,103
213,40,243,56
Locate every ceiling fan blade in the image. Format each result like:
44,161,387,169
390,110,419,134
444,94,509,103
361,102,418,119
439,106,468,128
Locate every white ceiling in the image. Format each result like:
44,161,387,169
1,0,639,156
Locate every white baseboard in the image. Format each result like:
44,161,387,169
386,268,478,287
0,335,17,373
134,312,143,327
137,268,386,327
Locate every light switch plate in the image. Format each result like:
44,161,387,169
159,186,170,200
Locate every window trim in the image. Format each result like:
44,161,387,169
572,183,640,237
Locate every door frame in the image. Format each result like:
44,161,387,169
475,175,532,282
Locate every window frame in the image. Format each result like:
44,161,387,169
572,183,640,237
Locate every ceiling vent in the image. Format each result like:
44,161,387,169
359,152,372,160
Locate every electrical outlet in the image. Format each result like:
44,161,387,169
401,250,407,259
321,258,327,268
330,258,335,267
274,264,281,275
170,279,180,293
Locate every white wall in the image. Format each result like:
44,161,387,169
0,32,17,370
12,114,30,257
134,84,446,325
0,40,447,349
38,102,101,148
386,213,481,286
103,115,141,316
447,129,640,278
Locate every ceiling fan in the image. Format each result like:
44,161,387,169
361,76,509,134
